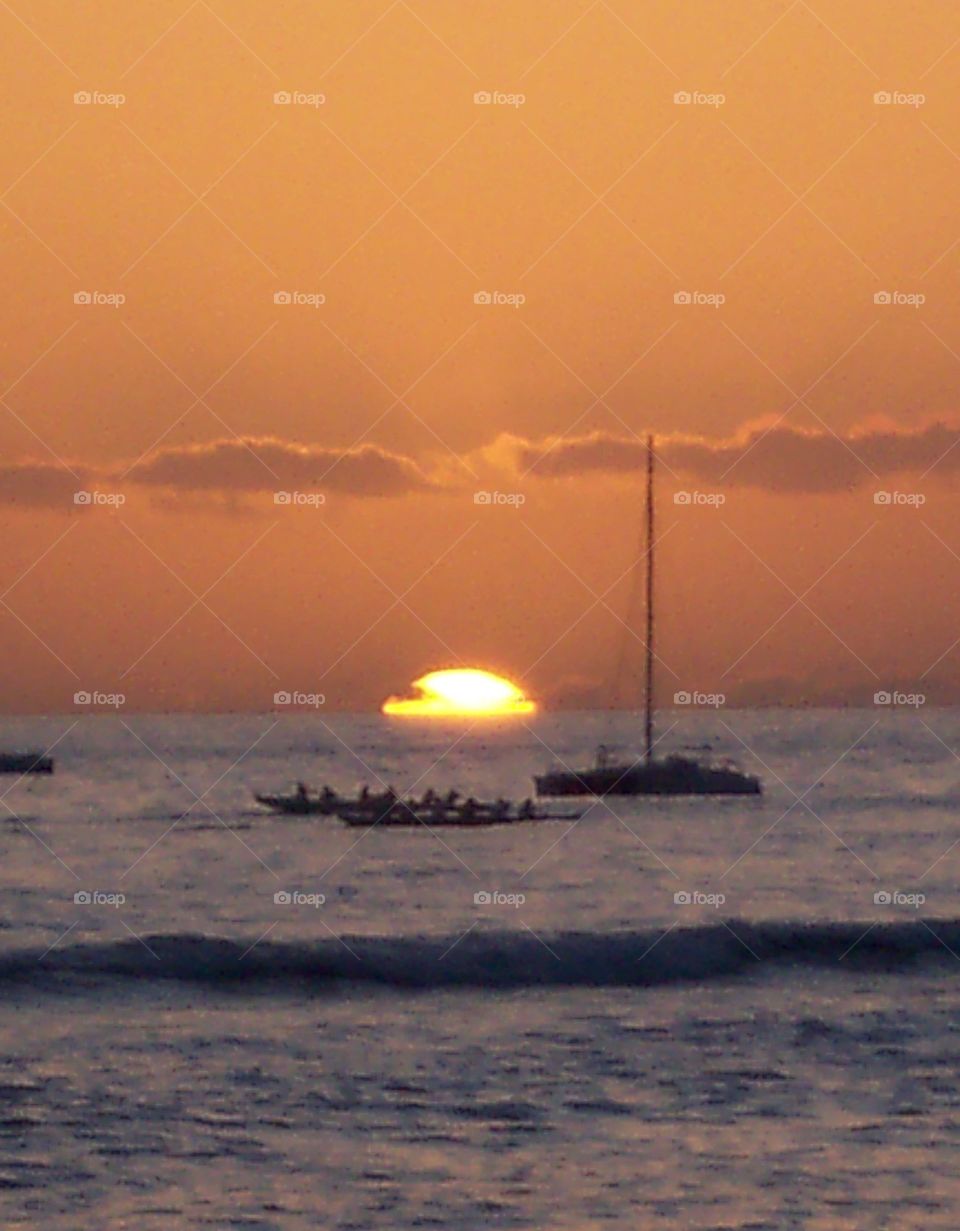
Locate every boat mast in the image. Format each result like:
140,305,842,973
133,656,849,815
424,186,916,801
644,435,655,763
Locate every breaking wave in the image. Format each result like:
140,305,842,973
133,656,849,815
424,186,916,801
2,918,959,993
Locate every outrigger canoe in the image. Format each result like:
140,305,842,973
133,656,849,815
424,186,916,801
255,789,585,827
335,803,585,828
254,791,337,815
254,788,397,816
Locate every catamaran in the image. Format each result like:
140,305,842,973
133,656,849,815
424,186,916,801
535,436,761,798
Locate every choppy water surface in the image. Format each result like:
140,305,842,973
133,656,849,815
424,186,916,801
1,709,960,1228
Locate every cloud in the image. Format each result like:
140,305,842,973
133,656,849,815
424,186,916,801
4,421,957,514
0,462,89,510
123,437,437,498
513,420,960,493
0,437,437,514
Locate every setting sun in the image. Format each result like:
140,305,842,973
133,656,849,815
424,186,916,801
382,669,537,717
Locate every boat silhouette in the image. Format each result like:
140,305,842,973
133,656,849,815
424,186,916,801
335,798,584,827
535,436,761,798
0,751,53,774
256,784,583,826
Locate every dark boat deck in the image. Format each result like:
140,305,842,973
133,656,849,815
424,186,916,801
536,755,761,797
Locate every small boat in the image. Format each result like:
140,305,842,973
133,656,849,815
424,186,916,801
254,786,395,816
254,791,333,815
0,751,53,774
336,800,584,828
535,436,761,799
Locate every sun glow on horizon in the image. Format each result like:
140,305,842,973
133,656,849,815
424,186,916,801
382,668,537,717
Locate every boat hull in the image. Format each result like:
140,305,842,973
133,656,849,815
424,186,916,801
535,759,761,797
254,793,337,815
336,808,583,828
254,791,400,816
0,753,53,774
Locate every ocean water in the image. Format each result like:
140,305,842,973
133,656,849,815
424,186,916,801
1,708,960,1228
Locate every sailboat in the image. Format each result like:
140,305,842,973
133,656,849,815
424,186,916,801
534,436,761,798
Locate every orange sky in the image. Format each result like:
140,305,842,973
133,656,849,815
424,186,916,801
1,0,958,711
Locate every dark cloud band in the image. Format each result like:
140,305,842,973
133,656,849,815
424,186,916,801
516,421,960,493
